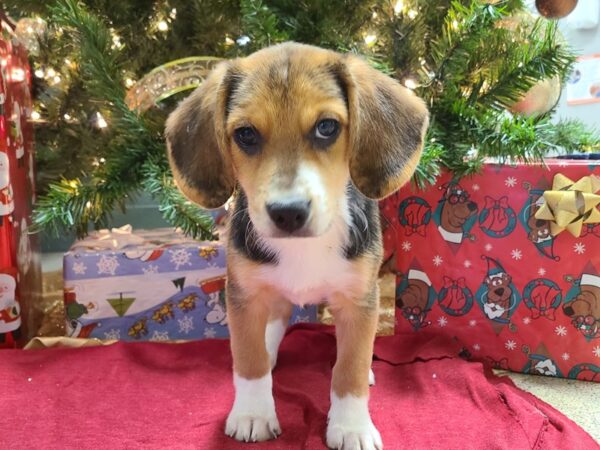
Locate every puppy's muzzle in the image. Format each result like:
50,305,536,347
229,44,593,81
267,200,311,233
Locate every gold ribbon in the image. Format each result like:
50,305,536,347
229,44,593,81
535,173,600,237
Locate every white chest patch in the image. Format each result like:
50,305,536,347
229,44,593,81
257,219,362,306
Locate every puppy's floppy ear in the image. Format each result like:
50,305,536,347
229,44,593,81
165,62,237,209
342,56,429,199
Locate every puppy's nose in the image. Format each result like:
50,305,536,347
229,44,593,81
267,201,310,233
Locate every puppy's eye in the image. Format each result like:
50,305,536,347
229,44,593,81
234,127,260,154
315,119,339,140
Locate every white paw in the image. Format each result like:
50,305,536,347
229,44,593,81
368,368,375,386
225,373,281,442
225,411,281,442
327,393,382,450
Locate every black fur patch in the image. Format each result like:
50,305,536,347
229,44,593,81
230,189,279,264
344,183,380,259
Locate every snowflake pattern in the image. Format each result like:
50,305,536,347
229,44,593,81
142,264,159,275
511,249,522,260
150,331,170,342
401,241,412,252
574,242,586,255
437,316,448,327
473,344,481,351
504,176,517,188
538,267,546,276
464,260,472,268
97,254,119,275
469,319,477,327
178,316,194,335
433,255,443,267
561,353,570,361
555,325,567,337
472,184,480,191
72,261,87,275
104,329,120,340
204,327,217,339
293,315,311,324
505,340,517,351
522,317,531,325
169,248,192,270
593,346,600,358
484,243,493,252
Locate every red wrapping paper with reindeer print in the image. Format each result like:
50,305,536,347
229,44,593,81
0,22,41,348
380,159,600,382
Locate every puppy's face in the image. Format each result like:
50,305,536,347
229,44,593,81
166,43,429,238
226,51,350,237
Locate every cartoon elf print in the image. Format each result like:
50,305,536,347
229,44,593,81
10,101,25,167
519,184,560,261
64,287,99,338
475,256,521,325
0,273,21,344
396,268,436,330
433,182,478,244
0,151,14,225
201,276,227,326
563,270,600,341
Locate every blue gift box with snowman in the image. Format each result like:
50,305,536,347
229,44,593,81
62,226,317,342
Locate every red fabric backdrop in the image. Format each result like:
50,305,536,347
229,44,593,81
0,324,596,449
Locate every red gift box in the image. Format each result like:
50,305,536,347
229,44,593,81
0,22,41,348
381,160,600,382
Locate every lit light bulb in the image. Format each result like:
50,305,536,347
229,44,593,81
407,9,418,19
64,113,72,121
64,58,71,65
46,68,56,78
364,34,377,46
26,26,34,34
224,36,235,46
85,201,92,209
31,111,41,120
372,11,378,19
34,69,44,78
170,8,177,19
53,75,61,84
394,0,404,14
452,20,459,30
404,78,418,90
100,157,106,163
157,20,169,32
95,112,108,129
125,78,135,87
10,68,25,83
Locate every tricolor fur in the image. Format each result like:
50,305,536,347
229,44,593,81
166,42,429,450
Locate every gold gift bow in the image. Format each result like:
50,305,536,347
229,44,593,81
535,173,600,237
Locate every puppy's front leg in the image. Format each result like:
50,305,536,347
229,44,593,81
225,280,281,442
327,288,382,450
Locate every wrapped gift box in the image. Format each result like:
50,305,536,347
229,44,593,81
63,227,317,342
0,22,42,348
380,159,600,382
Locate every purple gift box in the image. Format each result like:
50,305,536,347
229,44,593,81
63,226,317,341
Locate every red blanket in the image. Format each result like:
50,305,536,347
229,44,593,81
0,324,596,449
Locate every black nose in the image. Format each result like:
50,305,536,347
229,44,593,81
468,202,477,211
535,219,546,227
267,201,310,233
495,287,505,296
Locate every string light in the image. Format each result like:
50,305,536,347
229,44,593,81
394,0,404,14
31,111,41,120
125,78,135,87
157,20,169,32
224,36,234,46
407,9,418,19
404,78,418,89
452,20,459,30
364,33,377,46
63,113,72,121
86,201,92,209
46,67,56,78
53,75,61,84
95,112,108,129
170,8,177,19
10,68,25,82
372,11,378,19
34,69,44,78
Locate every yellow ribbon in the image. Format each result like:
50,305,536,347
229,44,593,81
535,173,600,237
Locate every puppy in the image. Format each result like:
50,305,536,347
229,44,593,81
166,42,428,449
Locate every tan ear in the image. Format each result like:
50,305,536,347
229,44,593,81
343,56,429,199
165,62,237,209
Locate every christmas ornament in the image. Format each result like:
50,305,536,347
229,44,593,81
535,173,600,237
509,76,561,117
125,56,223,112
535,0,578,19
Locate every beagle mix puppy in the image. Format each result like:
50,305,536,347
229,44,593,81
166,42,429,449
